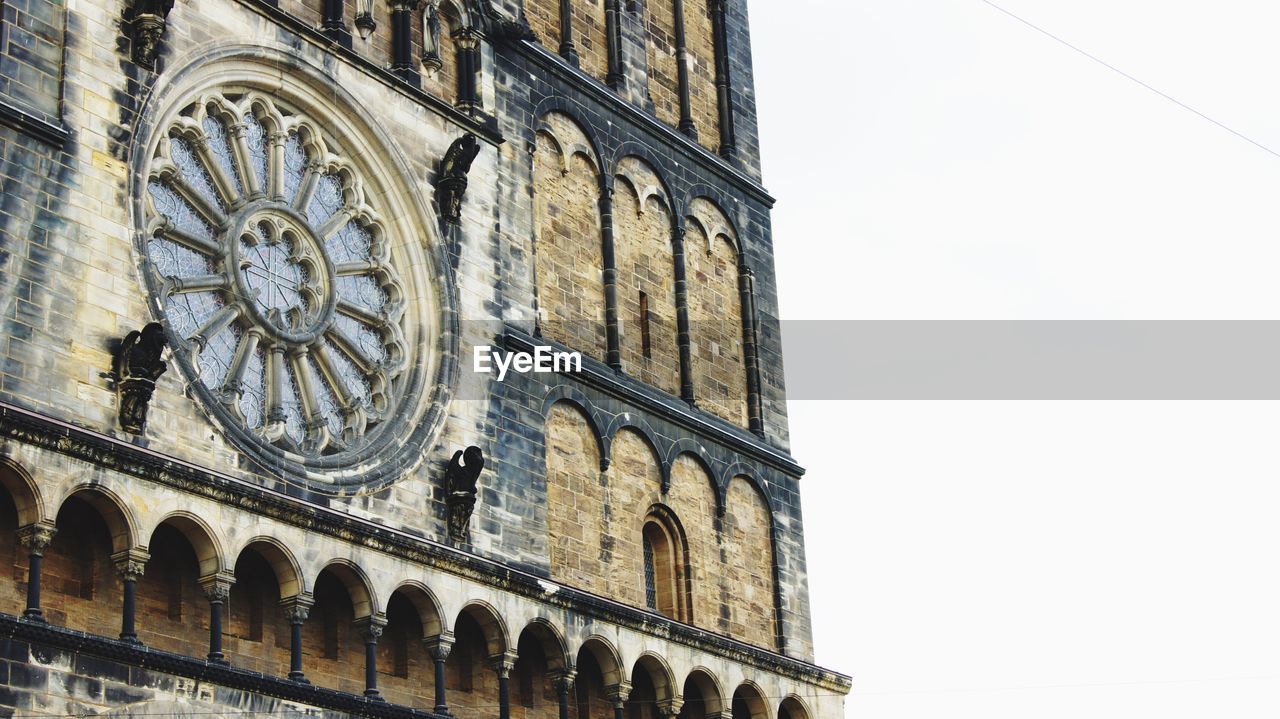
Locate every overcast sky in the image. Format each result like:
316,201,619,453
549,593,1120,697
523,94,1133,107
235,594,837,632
751,1,1280,717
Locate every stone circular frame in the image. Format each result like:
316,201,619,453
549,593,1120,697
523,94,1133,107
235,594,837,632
131,51,456,489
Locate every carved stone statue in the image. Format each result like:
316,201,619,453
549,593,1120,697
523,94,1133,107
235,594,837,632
114,322,168,434
435,133,481,224
445,446,484,543
422,2,443,71
129,0,176,69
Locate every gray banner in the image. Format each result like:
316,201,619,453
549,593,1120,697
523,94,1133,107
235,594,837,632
778,321,1280,399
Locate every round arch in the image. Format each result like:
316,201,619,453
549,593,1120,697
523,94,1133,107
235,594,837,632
388,580,446,636
457,600,509,657
778,695,811,719
517,617,571,671
235,537,305,599
315,559,379,619
732,681,770,719
631,652,677,704
576,636,625,688
59,485,139,554
0,456,44,526
683,668,726,715
148,511,225,578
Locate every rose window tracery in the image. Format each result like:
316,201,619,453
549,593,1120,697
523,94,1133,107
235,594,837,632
141,92,409,459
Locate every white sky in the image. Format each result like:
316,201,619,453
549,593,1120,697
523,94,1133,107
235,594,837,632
751,1,1280,717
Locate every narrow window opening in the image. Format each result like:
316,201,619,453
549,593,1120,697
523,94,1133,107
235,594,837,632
639,291,652,358
77,552,95,600
248,590,263,641
642,532,658,610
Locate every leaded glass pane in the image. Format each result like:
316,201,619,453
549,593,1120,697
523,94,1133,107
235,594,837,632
308,355,345,440
149,181,215,242
148,237,214,279
198,322,241,390
283,133,307,204
325,339,372,406
239,232,309,326
243,112,270,192
240,345,267,429
280,360,306,445
335,315,386,363
643,534,658,610
327,221,373,263
306,173,344,227
335,275,387,313
164,291,223,341
169,136,226,214
202,115,243,197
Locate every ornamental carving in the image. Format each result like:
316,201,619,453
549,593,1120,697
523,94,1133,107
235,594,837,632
136,88,444,485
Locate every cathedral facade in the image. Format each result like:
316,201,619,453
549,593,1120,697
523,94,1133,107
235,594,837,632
0,0,850,716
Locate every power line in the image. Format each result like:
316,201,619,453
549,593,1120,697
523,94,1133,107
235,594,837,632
980,0,1280,160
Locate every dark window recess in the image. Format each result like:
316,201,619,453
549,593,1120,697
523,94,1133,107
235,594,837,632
324,611,339,659
640,291,652,357
394,632,409,677
643,533,658,610
167,577,183,620
78,553,95,600
248,592,263,641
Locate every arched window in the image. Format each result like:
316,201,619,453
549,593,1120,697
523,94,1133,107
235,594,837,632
640,508,690,621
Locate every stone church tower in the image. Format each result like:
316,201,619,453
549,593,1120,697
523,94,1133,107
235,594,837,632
0,0,849,716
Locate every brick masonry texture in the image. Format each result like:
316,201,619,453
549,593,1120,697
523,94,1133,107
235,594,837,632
0,0,851,715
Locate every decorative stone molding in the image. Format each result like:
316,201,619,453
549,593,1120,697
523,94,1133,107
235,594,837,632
112,322,168,434
435,133,480,225
424,631,455,661
16,522,56,556
444,445,484,543
199,572,236,602
129,0,176,69
112,548,151,581
488,649,518,677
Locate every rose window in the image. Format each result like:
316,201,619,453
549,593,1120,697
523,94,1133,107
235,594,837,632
141,92,408,458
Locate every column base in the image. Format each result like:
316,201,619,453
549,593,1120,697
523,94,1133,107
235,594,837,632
21,610,46,623
288,672,310,684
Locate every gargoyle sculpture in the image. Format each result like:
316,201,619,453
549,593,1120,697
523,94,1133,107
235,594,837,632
435,133,481,225
445,446,485,543
115,322,168,434
129,0,176,69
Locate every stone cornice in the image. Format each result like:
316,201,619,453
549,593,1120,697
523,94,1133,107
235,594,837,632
0,400,849,693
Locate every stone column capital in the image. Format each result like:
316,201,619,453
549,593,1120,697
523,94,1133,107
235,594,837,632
198,572,236,602
657,698,684,718
16,522,56,555
549,668,577,692
606,680,632,705
357,615,387,641
488,650,518,677
279,594,314,623
424,630,455,660
111,548,150,580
